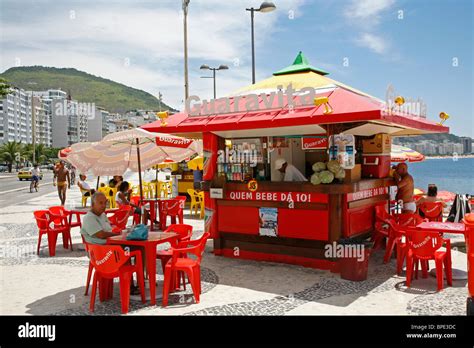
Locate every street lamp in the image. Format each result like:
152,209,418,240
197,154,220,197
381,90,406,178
246,2,276,84
183,0,191,101
200,64,229,99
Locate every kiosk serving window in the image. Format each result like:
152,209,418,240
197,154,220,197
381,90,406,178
216,137,270,182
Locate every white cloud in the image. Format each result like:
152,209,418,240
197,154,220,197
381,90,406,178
0,0,306,109
345,0,395,22
356,33,389,54
344,0,395,55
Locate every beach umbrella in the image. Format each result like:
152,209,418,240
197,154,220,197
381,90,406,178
67,128,202,200
437,190,456,202
391,144,425,163
414,188,424,195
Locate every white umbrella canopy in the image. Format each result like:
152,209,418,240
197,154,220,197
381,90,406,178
67,128,202,177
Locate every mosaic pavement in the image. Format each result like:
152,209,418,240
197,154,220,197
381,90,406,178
0,189,469,316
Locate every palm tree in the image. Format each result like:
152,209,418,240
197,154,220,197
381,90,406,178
23,143,48,165
0,141,24,172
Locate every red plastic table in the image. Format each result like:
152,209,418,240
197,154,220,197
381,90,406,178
142,198,174,231
415,221,466,234
107,231,179,305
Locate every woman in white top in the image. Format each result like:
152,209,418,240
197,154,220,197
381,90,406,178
116,181,149,225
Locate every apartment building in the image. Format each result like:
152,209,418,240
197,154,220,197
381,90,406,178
0,86,30,144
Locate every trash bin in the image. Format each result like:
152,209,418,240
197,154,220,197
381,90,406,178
338,239,374,281
463,213,474,315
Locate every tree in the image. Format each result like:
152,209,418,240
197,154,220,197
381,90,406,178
0,78,11,98
0,141,24,172
23,143,48,165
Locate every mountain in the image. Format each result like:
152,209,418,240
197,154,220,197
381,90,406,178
0,66,175,113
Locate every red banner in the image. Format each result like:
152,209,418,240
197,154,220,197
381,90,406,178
155,136,193,148
225,191,328,203
347,187,389,202
302,137,327,150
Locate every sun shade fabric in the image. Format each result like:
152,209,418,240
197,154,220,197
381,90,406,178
67,128,202,176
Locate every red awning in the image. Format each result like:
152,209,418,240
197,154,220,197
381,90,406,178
142,87,448,136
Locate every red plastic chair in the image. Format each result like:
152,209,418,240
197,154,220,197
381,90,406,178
162,232,210,307
82,236,94,296
48,206,74,250
372,203,393,250
405,229,453,291
384,213,425,272
129,196,145,225
159,196,186,230
87,243,146,314
108,205,133,233
49,206,82,232
156,224,193,289
34,210,72,256
419,201,443,222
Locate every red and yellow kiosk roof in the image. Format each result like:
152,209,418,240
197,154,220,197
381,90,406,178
143,52,448,138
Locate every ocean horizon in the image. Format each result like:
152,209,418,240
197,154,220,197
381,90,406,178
407,157,473,194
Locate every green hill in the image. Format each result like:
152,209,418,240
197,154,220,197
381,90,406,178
0,66,175,113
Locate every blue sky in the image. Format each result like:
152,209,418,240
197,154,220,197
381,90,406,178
1,0,472,136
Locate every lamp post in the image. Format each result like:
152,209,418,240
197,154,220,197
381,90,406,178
245,2,276,84
183,0,190,101
30,92,36,165
200,64,229,99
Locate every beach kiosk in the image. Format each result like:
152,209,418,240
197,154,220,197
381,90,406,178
142,52,449,273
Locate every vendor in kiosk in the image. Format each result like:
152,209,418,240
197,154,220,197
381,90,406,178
275,158,308,182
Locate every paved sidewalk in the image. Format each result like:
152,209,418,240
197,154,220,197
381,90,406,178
0,186,469,315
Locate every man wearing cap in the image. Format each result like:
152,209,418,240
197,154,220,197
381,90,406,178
275,158,307,182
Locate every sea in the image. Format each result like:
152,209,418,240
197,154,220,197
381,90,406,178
406,157,474,194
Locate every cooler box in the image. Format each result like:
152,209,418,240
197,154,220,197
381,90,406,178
362,134,391,154
362,154,390,178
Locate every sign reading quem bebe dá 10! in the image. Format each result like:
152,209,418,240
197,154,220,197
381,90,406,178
347,187,389,202
225,191,328,203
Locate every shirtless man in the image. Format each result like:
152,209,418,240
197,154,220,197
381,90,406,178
54,161,70,206
393,163,415,213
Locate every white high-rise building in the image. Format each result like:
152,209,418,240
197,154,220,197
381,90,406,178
0,86,30,144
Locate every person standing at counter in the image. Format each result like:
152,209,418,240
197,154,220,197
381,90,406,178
275,158,308,182
193,165,203,189
393,163,415,213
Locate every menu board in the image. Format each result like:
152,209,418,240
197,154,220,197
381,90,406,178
328,134,356,169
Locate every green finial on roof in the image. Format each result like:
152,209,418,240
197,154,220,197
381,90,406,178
273,51,329,76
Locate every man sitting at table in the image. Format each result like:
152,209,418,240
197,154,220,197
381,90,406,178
80,192,115,245
81,192,142,294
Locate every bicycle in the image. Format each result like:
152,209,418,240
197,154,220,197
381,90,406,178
30,176,39,193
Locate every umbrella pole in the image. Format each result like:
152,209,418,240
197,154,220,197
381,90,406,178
155,167,158,199
96,176,100,190
136,138,144,203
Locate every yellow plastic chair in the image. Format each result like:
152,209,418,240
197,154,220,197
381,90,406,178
197,191,205,219
143,182,153,199
80,188,90,207
106,186,117,208
187,189,199,216
157,181,171,198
